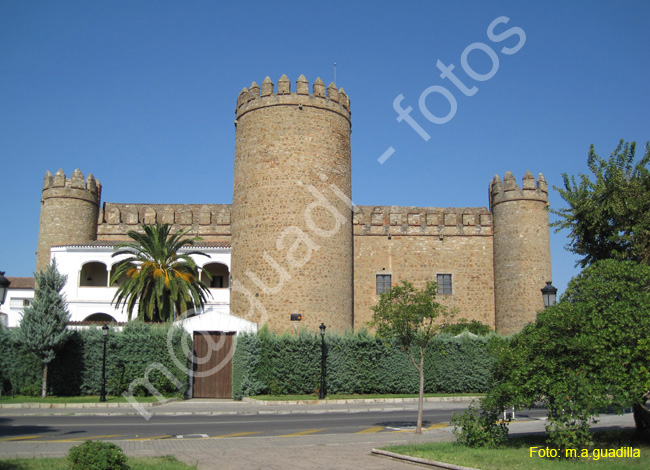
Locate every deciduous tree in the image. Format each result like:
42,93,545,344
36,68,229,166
370,280,454,433
551,139,650,267
483,259,650,448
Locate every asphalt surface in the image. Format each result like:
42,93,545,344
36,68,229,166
0,407,550,442
0,398,637,470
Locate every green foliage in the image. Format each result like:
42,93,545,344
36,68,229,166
231,332,263,400
14,260,71,398
370,280,455,432
483,259,650,450
425,334,498,393
231,329,497,399
68,440,130,470
451,401,508,448
551,139,650,267
369,280,454,357
111,223,212,322
0,323,189,398
15,261,71,364
440,319,492,336
0,327,40,396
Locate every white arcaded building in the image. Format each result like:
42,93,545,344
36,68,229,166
1,242,256,335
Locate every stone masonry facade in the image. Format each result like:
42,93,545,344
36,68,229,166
36,74,552,336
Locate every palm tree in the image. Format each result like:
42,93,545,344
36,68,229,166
110,223,212,322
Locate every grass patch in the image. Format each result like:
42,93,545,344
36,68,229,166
383,430,650,469
0,455,195,470
250,392,483,401
0,395,176,405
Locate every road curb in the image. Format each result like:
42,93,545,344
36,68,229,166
0,405,457,418
372,449,480,470
242,396,483,406
0,397,178,409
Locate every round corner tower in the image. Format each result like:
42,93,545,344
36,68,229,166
490,170,552,335
36,169,101,272
231,74,353,333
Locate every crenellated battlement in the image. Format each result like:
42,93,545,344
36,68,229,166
235,74,351,122
353,205,492,237
42,169,101,204
98,203,231,227
489,170,547,209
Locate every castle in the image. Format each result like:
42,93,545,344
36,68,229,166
35,74,552,336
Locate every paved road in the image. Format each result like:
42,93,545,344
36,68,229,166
0,399,635,470
0,407,549,443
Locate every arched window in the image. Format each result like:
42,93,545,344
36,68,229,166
200,263,230,288
79,262,109,287
109,264,130,287
83,313,117,323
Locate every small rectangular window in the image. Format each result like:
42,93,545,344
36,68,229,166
437,274,452,295
376,274,392,294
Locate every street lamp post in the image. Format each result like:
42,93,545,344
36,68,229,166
100,324,109,402
0,272,10,306
319,323,326,400
541,281,558,308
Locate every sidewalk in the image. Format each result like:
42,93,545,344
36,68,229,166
0,399,637,470
0,396,482,417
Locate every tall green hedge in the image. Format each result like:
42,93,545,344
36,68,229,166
232,329,501,400
0,323,190,397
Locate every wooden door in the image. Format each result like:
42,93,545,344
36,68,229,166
192,331,234,398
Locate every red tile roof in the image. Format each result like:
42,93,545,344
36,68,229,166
7,277,35,289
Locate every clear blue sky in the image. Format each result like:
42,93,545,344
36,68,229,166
1,1,649,297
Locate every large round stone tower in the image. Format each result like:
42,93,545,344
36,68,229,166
490,171,552,335
36,169,101,272
230,74,353,332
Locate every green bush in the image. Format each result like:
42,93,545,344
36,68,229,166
440,319,492,336
0,323,190,398
232,329,500,398
68,440,130,470
451,400,508,448
231,332,263,400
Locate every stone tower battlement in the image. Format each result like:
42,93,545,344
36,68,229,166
42,168,102,202
231,74,353,332
490,171,551,335
34,73,553,337
235,74,350,122
489,170,548,208
37,169,102,271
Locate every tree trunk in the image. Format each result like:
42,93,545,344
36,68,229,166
41,363,48,399
416,354,425,434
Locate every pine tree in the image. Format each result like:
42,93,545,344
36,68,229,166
16,260,71,398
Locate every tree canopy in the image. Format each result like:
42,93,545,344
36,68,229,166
16,260,71,398
483,259,650,449
370,280,454,433
551,139,650,267
111,223,212,322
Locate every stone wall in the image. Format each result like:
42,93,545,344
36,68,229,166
96,203,232,243
37,169,101,272
230,75,353,333
490,171,551,335
352,205,495,329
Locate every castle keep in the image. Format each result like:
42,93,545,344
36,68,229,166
36,74,552,336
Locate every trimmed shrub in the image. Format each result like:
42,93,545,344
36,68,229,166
0,323,190,398
68,440,130,470
231,332,263,400
232,329,501,398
